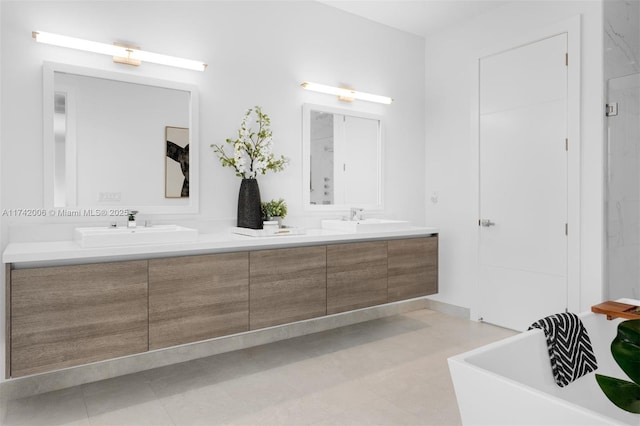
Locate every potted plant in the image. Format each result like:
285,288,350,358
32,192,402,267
261,198,287,227
211,106,288,229
596,319,640,413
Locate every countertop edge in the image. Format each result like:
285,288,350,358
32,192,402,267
3,227,439,265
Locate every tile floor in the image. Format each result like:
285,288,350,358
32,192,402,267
1,309,516,426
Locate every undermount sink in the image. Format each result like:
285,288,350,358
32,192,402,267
321,218,410,233
74,225,198,247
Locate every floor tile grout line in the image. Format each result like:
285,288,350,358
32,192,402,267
147,377,179,426
79,384,91,423
2,310,516,426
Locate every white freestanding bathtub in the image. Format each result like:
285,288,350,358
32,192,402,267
448,299,640,425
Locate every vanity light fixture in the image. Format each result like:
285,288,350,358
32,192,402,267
32,31,207,72
300,81,393,105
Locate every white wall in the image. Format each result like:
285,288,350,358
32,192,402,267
425,1,604,313
1,1,425,231
0,0,4,389
0,1,425,380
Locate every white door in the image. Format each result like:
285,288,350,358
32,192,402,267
479,34,568,331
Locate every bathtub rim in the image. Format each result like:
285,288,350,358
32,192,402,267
448,307,638,426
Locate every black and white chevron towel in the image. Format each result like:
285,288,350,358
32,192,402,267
528,312,598,387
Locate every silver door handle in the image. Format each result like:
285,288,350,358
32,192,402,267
480,219,495,227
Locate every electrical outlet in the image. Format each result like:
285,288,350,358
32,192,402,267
98,192,122,202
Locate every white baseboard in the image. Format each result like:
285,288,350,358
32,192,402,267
424,297,470,319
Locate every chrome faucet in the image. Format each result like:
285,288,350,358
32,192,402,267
127,210,138,228
349,207,364,221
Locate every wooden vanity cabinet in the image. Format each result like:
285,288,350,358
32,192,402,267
10,260,148,377
387,237,438,302
148,253,249,350
327,241,388,314
249,246,327,329
6,234,438,377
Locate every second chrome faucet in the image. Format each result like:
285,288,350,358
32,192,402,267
349,207,364,221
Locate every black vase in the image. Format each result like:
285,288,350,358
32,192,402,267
237,178,262,229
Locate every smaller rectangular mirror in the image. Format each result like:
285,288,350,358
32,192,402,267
302,104,383,211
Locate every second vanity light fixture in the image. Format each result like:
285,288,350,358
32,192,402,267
32,31,207,72
300,81,393,105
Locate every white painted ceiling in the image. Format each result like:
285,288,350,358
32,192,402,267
318,0,511,38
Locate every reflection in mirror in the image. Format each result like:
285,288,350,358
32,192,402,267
309,110,334,205
303,104,382,211
54,92,69,206
165,126,190,198
43,62,199,214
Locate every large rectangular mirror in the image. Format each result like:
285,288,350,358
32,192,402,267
302,104,383,211
43,62,199,214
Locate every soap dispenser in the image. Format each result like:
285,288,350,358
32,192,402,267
127,210,138,228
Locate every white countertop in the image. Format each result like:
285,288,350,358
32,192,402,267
3,226,439,266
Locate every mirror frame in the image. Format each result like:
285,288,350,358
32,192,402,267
302,103,384,212
42,61,200,214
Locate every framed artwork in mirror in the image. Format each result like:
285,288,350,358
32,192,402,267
165,126,189,198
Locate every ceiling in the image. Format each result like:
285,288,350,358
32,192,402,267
318,0,511,38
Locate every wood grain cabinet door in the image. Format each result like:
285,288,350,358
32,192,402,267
250,246,326,329
148,253,249,350
10,261,148,377
388,237,438,302
327,241,388,314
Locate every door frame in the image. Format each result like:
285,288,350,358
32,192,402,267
470,16,582,321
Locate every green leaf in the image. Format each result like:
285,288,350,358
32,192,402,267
597,319,640,414
612,319,640,384
212,106,287,178
596,374,640,413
